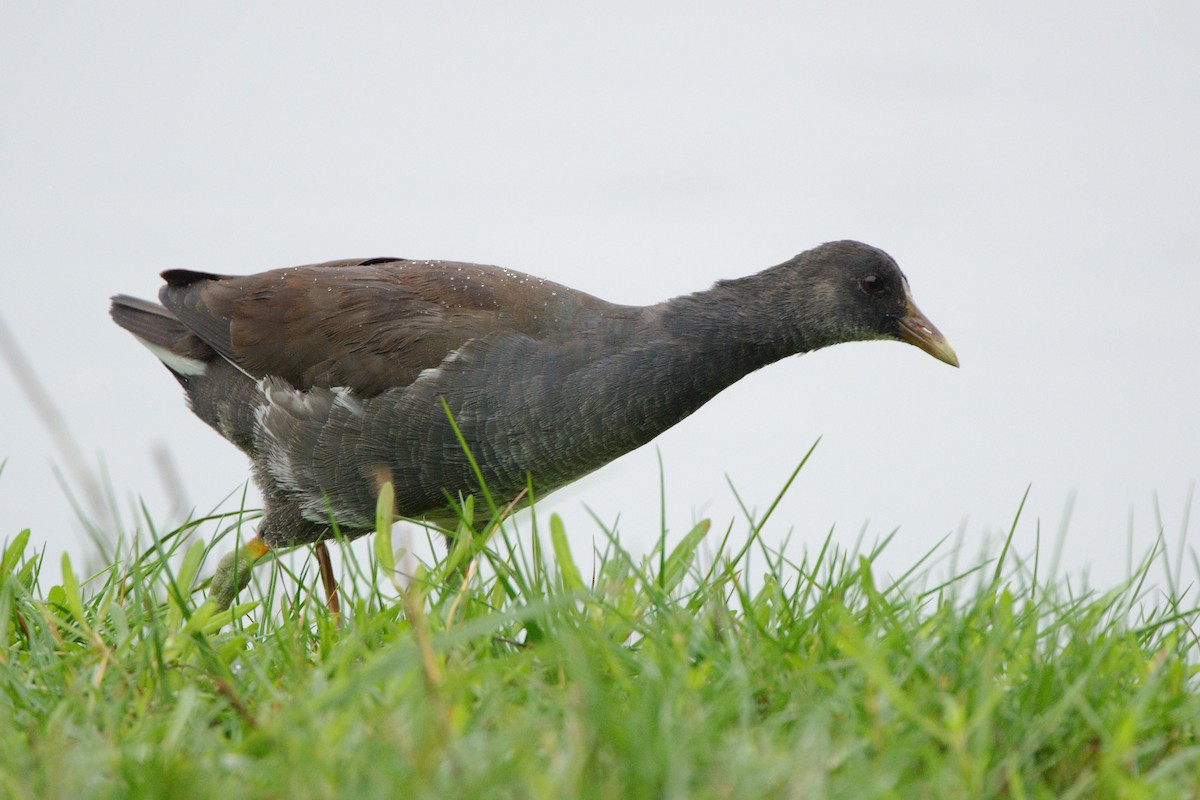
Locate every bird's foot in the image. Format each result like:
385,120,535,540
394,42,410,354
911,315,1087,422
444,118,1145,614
209,537,271,611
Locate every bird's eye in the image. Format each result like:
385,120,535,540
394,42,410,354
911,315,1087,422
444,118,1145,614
860,275,885,295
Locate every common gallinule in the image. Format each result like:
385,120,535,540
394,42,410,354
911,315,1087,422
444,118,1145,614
111,240,957,609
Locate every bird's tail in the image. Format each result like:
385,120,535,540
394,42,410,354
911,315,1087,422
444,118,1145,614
109,294,216,380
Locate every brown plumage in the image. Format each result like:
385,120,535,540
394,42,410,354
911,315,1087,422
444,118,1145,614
110,240,957,608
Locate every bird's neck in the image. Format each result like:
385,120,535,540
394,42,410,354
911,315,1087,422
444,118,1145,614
491,275,824,491
657,256,873,375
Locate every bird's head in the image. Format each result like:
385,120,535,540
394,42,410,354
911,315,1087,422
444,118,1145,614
786,240,959,367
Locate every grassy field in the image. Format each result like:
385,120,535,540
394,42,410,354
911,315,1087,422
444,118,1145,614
2,468,1199,799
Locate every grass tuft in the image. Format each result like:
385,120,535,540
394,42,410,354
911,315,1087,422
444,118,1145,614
2,476,1199,799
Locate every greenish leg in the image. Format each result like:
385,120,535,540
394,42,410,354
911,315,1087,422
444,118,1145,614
209,536,271,611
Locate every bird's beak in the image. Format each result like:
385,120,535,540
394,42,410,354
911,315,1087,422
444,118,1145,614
896,298,959,367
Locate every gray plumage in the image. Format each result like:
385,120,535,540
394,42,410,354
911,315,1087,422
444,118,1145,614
110,240,957,550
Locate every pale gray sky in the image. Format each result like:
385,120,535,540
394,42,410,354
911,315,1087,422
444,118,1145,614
2,3,1197,589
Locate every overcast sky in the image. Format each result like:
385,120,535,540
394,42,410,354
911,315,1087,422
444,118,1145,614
2,3,1197,591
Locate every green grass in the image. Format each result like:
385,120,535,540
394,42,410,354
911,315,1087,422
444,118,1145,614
2,471,1199,799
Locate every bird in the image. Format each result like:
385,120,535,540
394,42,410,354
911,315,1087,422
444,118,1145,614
110,240,957,610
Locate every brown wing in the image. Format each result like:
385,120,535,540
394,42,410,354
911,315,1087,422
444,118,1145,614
158,256,625,397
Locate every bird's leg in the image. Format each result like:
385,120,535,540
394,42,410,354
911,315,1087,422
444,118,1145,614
314,540,341,617
209,536,271,611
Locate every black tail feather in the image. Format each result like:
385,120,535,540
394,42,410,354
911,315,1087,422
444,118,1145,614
161,268,225,288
